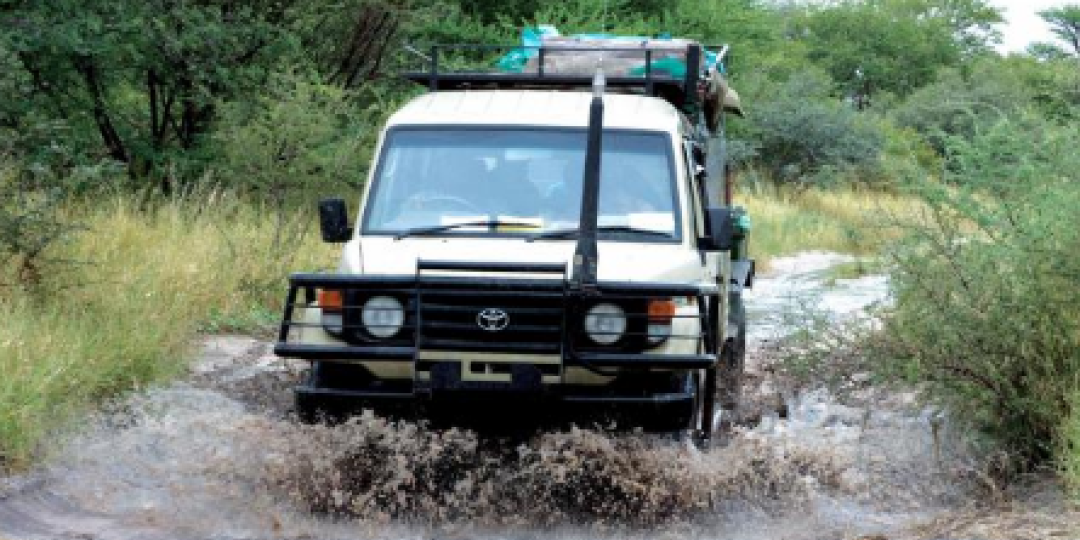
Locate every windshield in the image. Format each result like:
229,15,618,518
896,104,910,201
362,128,679,241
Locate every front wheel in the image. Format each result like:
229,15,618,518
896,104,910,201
691,367,719,450
718,292,747,426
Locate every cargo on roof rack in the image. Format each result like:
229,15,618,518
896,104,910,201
402,42,731,118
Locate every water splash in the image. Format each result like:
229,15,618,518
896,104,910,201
0,252,991,540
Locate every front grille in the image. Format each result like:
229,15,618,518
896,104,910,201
418,289,565,353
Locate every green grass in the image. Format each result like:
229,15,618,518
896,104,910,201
0,194,334,471
738,187,917,269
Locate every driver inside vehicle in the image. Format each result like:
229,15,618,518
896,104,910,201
401,154,490,214
544,157,667,220
401,153,542,218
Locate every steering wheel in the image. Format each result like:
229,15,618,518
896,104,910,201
405,193,483,213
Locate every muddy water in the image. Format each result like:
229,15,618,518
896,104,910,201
745,251,888,346
0,252,988,540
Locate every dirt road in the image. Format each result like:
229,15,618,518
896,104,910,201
1,252,1073,540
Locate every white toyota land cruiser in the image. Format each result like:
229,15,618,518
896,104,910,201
275,41,752,445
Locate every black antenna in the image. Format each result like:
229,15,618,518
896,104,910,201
570,68,605,293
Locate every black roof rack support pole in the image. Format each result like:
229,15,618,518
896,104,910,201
570,71,605,294
684,44,701,110
645,49,654,95
428,45,439,91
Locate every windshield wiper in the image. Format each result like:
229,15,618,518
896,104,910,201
395,220,541,240
527,225,673,242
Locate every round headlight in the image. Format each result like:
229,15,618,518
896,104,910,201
584,302,627,345
361,295,404,339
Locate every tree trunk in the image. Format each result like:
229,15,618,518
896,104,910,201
73,55,128,164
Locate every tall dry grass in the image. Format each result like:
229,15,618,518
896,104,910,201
0,193,334,470
737,187,917,269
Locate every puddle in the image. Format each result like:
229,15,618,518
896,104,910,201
0,252,1018,540
746,251,889,346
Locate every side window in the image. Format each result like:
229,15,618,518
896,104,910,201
704,135,726,207
683,140,707,239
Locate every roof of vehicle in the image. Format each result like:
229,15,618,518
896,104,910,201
386,90,685,133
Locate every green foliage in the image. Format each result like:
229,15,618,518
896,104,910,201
0,0,300,186
658,0,784,67
214,71,373,244
1063,392,1080,496
733,69,884,187
879,114,1080,464
1006,57,1080,123
1027,41,1074,62
0,166,81,293
1040,4,1080,57
876,120,941,184
890,59,1032,154
794,0,1001,101
406,1,512,45
893,56,1080,157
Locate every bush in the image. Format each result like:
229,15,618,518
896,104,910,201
0,164,83,293
890,60,1034,155
213,70,374,245
732,69,884,188
878,114,1080,466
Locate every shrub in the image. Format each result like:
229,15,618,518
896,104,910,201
732,69,884,188
214,70,372,246
0,164,83,293
877,114,1080,465
888,57,1067,155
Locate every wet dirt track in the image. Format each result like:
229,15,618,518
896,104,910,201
1,252,1076,540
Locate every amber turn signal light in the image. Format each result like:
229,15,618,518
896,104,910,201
318,289,343,312
647,299,677,322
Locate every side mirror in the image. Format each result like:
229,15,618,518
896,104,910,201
318,198,352,243
702,207,734,251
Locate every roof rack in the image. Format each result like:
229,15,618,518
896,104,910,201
403,43,724,115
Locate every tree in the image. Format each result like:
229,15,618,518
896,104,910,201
1027,41,1073,62
294,0,408,88
0,0,300,190
1040,4,1080,57
900,0,1003,57
215,71,369,247
795,0,1002,102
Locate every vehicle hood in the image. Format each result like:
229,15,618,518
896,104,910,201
346,237,704,284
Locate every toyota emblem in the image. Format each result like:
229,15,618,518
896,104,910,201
476,308,510,332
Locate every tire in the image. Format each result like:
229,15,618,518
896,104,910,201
692,367,719,450
718,292,747,422
295,362,326,424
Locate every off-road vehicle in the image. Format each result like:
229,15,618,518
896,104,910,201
275,39,753,445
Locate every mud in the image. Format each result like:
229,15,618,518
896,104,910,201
1,252,1074,540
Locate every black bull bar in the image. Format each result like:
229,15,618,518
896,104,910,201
274,261,722,372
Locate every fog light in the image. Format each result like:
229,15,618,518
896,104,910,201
361,295,404,339
585,303,627,345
